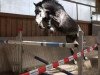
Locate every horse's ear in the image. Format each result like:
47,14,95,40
33,3,37,7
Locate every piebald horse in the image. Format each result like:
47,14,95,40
34,0,86,64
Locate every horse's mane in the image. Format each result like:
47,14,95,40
42,0,58,3
35,0,64,10
36,0,58,6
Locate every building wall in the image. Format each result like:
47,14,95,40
96,0,100,12
92,21,100,35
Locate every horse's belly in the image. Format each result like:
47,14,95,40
59,26,78,35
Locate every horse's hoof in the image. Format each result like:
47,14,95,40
72,60,77,65
50,27,55,32
84,56,88,60
74,40,79,47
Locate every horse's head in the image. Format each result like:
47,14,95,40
34,0,61,33
34,1,50,29
34,0,72,33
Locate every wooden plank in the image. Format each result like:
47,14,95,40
6,17,12,37
32,20,36,36
31,20,36,36
78,22,90,36
17,18,23,30
86,24,88,35
11,18,17,37
0,16,1,36
22,19,27,36
17,18,23,35
35,22,41,36
27,19,32,36
1,17,7,36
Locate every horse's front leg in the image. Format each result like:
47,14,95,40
47,19,55,33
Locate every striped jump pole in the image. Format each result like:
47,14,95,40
0,40,78,48
20,44,97,75
34,56,73,75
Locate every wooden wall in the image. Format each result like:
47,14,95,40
0,12,45,37
0,12,91,37
96,0,100,12
77,21,92,35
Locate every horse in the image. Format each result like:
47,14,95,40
34,0,86,64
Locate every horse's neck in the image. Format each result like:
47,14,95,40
52,9,83,34
54,9,69,26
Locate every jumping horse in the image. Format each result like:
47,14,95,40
34,0,86,64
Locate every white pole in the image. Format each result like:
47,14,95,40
4,40,77,48
78,31,83,75
18,29,23,73
98,32,100,75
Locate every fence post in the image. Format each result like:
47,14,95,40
98,32,100,75
18,29,23,73
78,31,83,75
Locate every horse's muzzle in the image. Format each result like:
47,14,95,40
49,27,55,33
39,25,44,29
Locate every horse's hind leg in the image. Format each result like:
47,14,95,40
69,48,77,64
66,34,78,64
66,33,88,64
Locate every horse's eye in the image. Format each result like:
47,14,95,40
35,10,41,15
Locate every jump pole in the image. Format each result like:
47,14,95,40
0,40,78,48
34,56,73,75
